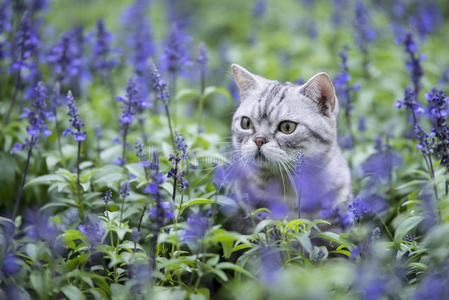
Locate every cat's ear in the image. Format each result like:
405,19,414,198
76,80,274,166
231,64,262,98
300,72,336,116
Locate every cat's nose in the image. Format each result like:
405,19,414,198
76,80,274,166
253,136,267,148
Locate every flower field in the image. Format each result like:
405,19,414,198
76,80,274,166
1,0,449,299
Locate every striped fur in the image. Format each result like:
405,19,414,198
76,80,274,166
230,64,352,220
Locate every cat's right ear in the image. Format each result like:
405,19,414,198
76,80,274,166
231,64,261,99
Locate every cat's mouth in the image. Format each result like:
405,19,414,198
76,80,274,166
255,151,267,162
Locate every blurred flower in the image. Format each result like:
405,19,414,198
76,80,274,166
409,3,442,39
371,227,381,241
414,270,449,300
103,190,112,204
47,30,81,85
91,19,118,75
78,221,104,248
252,0,266,18
94,125,103,139
405,233,415,242
269,201,289,220
62,91,86,141
348,196,371,221
25,209,59,244
0,0,12,62
197,42,208,93
396,32,423,96
354,1,376,52
160,23,191,76
117,75,147,125
183,211,210,242
151,63,169,102
362,137,402,182
10,82,53,153
149,201,174,220
9,11,39,74
350,246,359,259
425,88,449,172
120,181,130,199
358,115,366,131
122,0,154,76
1,253,21,276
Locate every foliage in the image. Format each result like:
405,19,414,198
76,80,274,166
1,0,449,299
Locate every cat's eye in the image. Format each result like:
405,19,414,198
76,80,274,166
278,121,297,134
241,117,254,130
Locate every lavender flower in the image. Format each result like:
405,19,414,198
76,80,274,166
409,3,442,39
122,0,154,75
10,82,52,153
9,11,39,74
25,209,59,245
91,19,117,74
78,221,104,248
371,227,381,241
348,196,371,221
62,91,86,141
160,23,191,76
405,233,415,242
362,136,402,182
183,212,210,242
252,0,266,18
115,75,147,165
396,32,423,97
119,181,130,223
354,1,376,50
425,88,449,172
350,246,359,259
197,42,208,94
175,131,189,159
151,64,169,102
1,253,21,276
47,31,81,85
149,201,174,220
0,0,12,62
103,190,112,204
94,125,102,139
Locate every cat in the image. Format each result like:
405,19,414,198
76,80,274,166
228,63,351,229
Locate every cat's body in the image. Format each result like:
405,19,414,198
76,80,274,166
229,64,351,227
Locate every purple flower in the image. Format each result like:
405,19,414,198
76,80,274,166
183,212,210,242
0,0,12,62
78,222,104,247
25,209,59,244
269,201,289,220
9,11,39,74
252,0,266,18
425,88,449,172
405,233,415,242
1,253,21,276
350,246,359,259
354,1,376,47
175,131,189,159
149,201,174,220
120,181,130,199
362,137,402,181
103,190,112,204
151,64,169,102
396,32,423,96
47,31,81,84
10,82,53,153
94,125,103,139
91,19,118,74
117,75,146,126
371,227,381,241
409,3,442,39
348,196,371,221
62,91,86,142
122,0,154,75
160,23,191,76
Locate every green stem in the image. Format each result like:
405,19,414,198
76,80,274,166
13,137,34,218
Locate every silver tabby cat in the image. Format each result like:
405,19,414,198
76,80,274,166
230,64,351,221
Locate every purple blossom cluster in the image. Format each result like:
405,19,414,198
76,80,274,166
10,11,39,74
62,91,86,141
47,31,81,85
91,19,118,74
11,82,53,153
348,196,371,221
160,23,191,76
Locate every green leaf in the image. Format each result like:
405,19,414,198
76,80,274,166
61,285,86,300
179,198,216,214
393,216,423,247
25,174,65,188
216,262,256,279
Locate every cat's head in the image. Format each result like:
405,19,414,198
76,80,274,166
231,64,339,169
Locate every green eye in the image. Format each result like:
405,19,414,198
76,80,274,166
241,117,254,130
278,121,297,134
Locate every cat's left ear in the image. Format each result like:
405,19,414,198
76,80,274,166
299,72,337,116
231,64,263,99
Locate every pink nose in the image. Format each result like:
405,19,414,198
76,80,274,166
253,137,267,148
